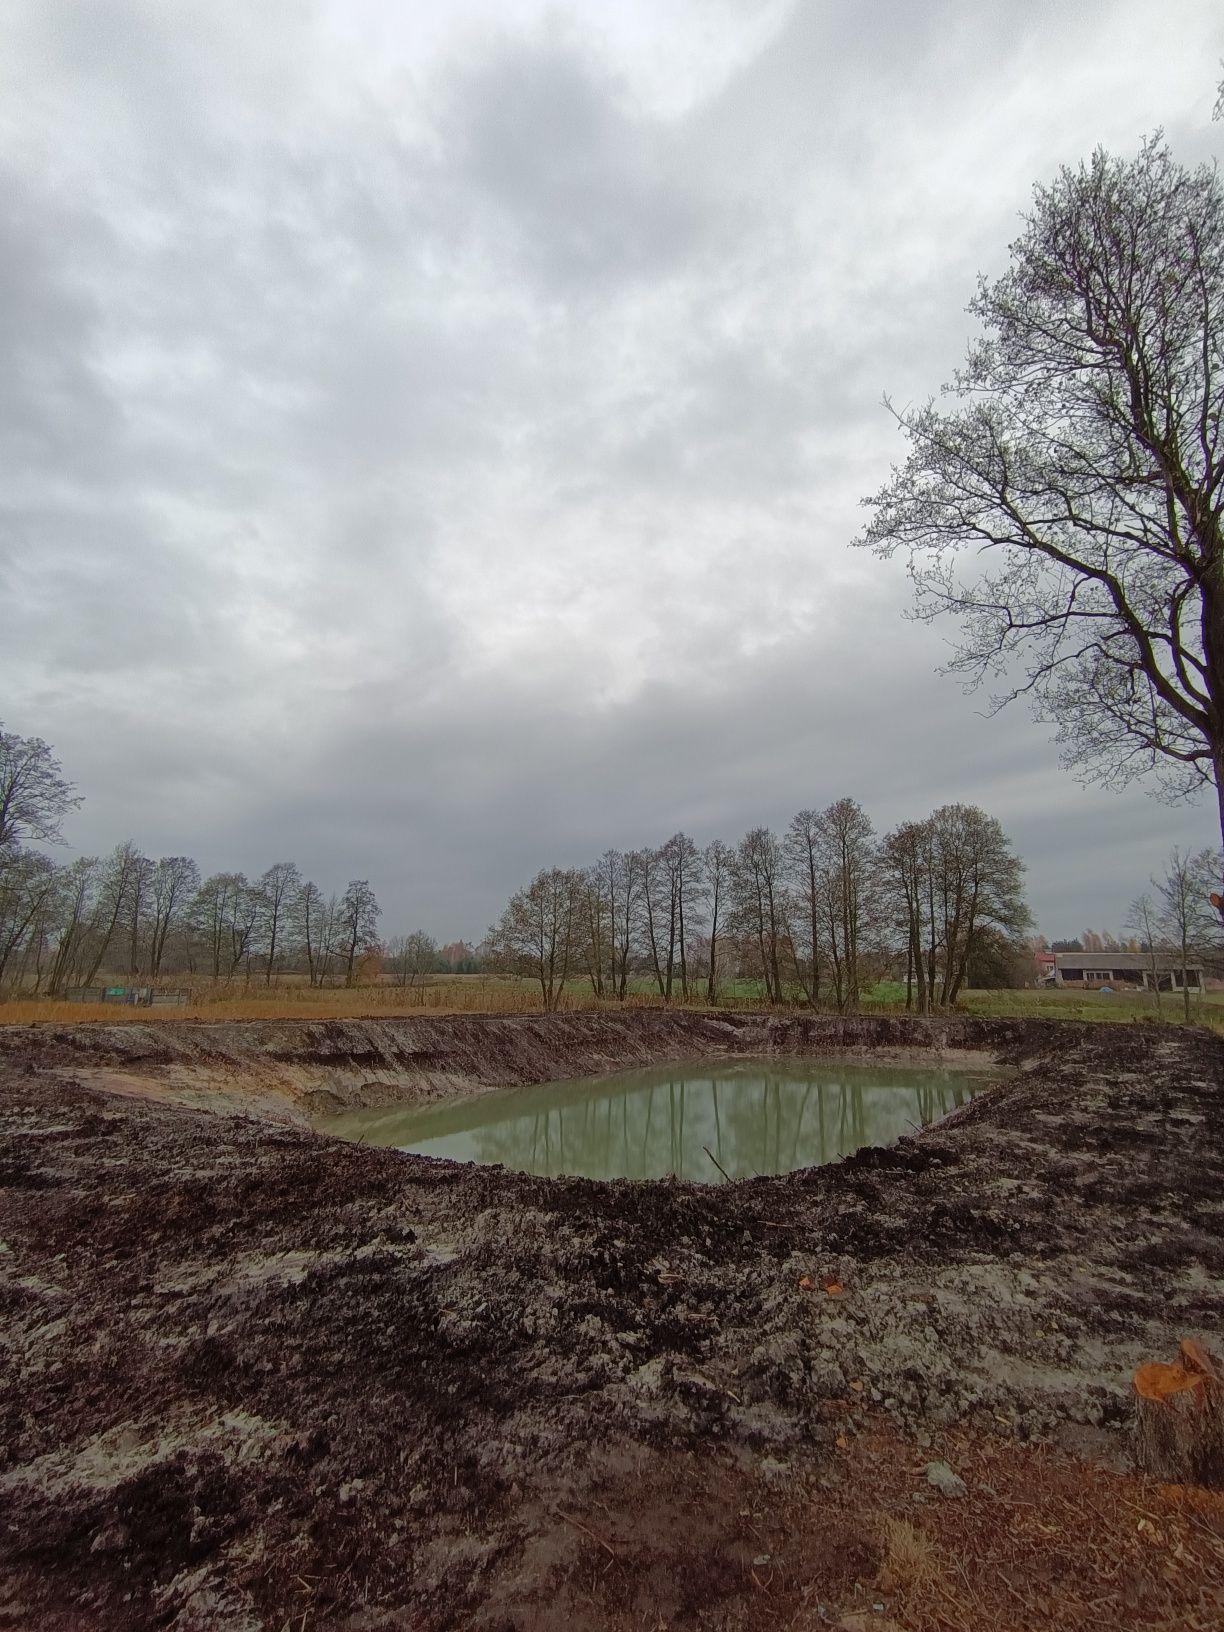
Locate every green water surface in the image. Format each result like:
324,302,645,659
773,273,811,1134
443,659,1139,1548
315,1056,987,1182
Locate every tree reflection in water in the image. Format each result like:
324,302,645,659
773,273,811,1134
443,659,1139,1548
317,1058,988,1182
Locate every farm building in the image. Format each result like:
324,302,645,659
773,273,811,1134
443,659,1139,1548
1048,951,1203,991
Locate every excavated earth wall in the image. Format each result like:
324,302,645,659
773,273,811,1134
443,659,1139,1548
1,1012,1223,1629
0,1009,1024,1123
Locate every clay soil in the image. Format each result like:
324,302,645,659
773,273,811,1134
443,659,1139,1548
2,1012,1224,1631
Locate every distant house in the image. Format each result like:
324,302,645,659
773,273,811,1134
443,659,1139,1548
1047,951,1203,992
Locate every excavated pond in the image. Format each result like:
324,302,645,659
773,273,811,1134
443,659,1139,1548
315,1055,990,1181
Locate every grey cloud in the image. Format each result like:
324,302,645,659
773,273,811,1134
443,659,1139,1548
446,40,728,291
2,0,1220,954
169,615,1217,942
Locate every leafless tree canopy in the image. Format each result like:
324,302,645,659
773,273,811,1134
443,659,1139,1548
487,798,1030,1012
1152,846,1219,1022
0,725,80,848
882,805,1029,1013
859,140,1224,836
1,725,1037,1010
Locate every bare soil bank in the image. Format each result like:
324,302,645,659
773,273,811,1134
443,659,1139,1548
2,1013,1224,1629
0,1010,1021,1124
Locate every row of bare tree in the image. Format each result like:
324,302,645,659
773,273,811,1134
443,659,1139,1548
0,726,391,994
487,799,1029,1011
0,842,382,993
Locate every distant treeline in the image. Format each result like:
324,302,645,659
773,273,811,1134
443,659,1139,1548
0,843,388,992
487,799,1030,1012
2,728,1030,1008
0,724,405,992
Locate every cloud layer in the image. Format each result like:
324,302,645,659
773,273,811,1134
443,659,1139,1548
2,0,1221,939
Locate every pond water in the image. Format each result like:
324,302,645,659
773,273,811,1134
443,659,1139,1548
315,1056,988,1183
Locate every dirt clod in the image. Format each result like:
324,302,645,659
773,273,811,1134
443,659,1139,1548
924,1460,967,1497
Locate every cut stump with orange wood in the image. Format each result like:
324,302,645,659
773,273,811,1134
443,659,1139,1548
1132,1338,1224,1488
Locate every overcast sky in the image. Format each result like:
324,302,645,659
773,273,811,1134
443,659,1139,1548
2,0,1222,943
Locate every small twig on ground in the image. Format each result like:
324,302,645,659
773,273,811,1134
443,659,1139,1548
687,1369,743,1404
703,1145,734,1183
554,1507,619,1562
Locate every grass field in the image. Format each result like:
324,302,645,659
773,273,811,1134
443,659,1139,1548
1,974,1222,1029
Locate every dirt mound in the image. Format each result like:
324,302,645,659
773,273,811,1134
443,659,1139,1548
1,1014,1223,1628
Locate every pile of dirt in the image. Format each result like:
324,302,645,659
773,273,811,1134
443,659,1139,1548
1,1014,1223,1628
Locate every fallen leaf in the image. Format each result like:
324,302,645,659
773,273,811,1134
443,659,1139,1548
850,1379,864,1393
835,1434,848,1448
798,1275,816,1291
822,1280,845,1296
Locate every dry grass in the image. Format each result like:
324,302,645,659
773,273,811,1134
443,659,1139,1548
841,1425,1224,1632
1,975,1221,1030
876,1514,939,1598
0,978,707,1027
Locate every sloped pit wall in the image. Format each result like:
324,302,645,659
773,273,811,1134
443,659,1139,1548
0,1010,1065,1124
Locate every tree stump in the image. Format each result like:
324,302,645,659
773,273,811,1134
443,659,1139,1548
1133,1338,1224,1488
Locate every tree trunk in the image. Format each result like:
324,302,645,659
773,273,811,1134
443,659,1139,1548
664,892,675,1002
1181,927,1192,1025
677,890,688,1001
266,910,278,985
1133,1339,1224,1488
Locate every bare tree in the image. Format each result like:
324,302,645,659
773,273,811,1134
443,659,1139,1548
299,881,335,986
702,839,734,1003
574,866,611,997
636,846,669,1000
784,812,825,1006
83,843,145,985
1153,847,1217,1023
148,856,200,978
667,833,704,1001
880,806,1028,1010
0,849,58,990
257,861,301,984
644,832,704,1002
599,848,639,1001
928,805,1029,1007
733,827,787,1004
490,867,579,1011
46,858,101,994
0,725,80,847
339,879,381,986
1125,890,1165,1017
859,140,1224,841
882,821,932,1012
192,872,256,980
125,850,155,976
386,930,438,988
813,797,876,1013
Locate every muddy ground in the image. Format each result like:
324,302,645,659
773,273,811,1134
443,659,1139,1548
2,1013,1223,1630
